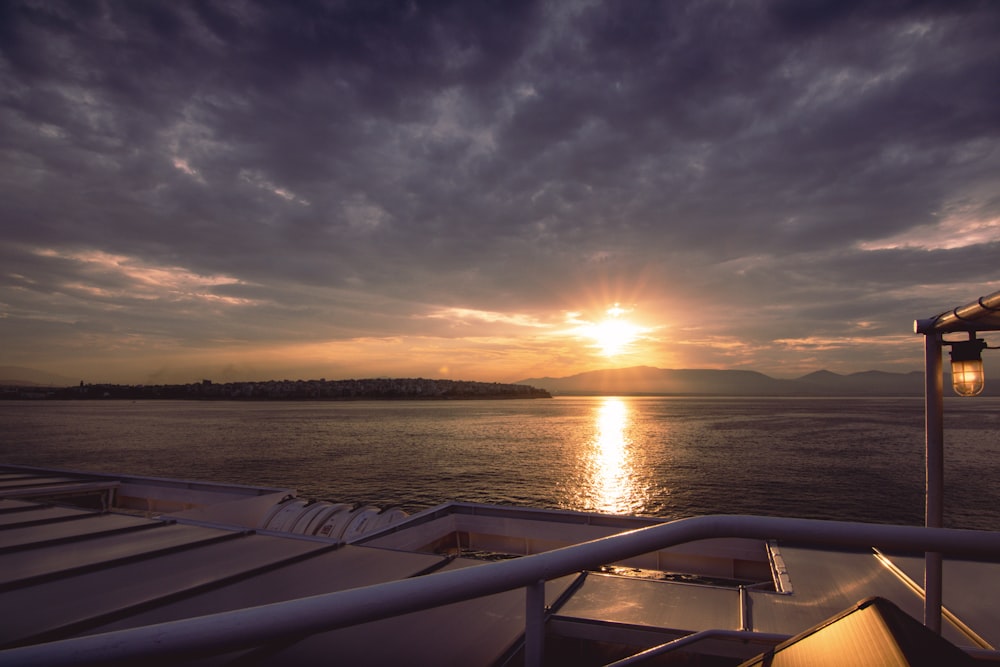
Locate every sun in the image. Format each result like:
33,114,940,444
587,305,642,356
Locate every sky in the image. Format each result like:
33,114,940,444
2,0,1000,386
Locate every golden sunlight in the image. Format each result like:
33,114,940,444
587,304,642,356
589,397,642,514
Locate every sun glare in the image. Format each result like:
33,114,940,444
587,304,641,356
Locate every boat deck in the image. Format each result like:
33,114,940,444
1,464,998,665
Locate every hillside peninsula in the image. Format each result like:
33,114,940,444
4,378,552,401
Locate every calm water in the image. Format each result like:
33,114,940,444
2,396,999,530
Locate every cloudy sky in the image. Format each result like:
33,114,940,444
2,0,999,385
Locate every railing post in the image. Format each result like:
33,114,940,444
524,579,546,667
924,332,944,633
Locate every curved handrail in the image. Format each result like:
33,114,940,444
2,514,999,666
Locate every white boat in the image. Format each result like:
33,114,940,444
0,290,999,666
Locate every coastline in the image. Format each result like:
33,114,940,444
0,377,552,401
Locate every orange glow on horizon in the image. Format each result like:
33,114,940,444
24,261,679,384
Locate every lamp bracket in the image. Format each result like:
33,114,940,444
949,337,987,362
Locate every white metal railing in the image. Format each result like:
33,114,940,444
2,514,999,666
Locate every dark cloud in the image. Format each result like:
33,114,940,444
2,0,999,382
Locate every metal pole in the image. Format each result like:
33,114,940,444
924,332,944,633
524,579,546,667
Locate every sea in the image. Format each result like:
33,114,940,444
2,396,999,531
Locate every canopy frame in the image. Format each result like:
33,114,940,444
913,289,1000,633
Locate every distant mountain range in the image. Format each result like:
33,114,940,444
518,365,995,397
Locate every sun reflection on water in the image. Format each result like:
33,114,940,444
586,397,646,514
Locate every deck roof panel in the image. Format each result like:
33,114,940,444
882,553,1000,648
82,550,578,666
0,523,234,588
747,546,977,649
0,513,153,551
554,571,740,633
222,559,579,667
0,476,81,490
0,533,332,647
86,545,449,634
0,499,37,512
0,505,89,527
